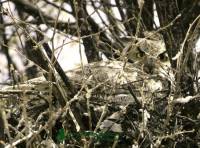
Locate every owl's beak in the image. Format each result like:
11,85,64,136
143,58,155,74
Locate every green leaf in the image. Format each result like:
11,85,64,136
56,128,65,142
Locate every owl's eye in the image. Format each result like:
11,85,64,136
136,48,145,58
159,52,168,61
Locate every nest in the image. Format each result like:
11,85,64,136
1,61,199,147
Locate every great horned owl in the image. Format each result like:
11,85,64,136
2,32,172,106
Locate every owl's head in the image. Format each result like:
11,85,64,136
120,32,171,76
